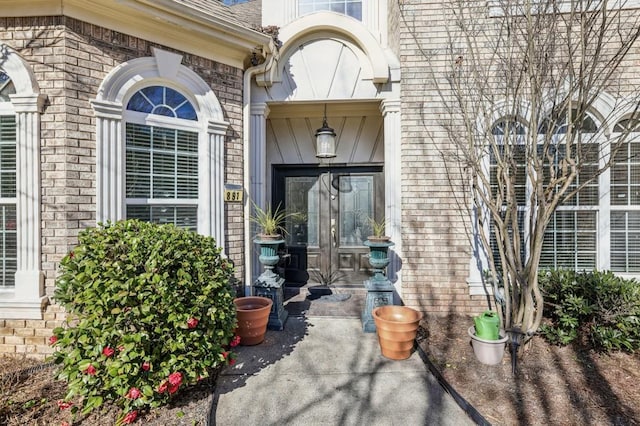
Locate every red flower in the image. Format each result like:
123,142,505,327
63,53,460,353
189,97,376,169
187,317,199,329
222,351,229,359
141,361,150,371
168,372,183,386
102,346,115,357
84,364,96,375
122,410,138,424
168,383,180,395
56,400,73,410
229,358,236,366
157,381,168,393
68,251,74,259
126,387,141,399
48,335,58,345
230,335,241,347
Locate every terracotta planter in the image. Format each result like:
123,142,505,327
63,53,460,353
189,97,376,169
234,297,273,346
372,305,423,360
468,326,508,365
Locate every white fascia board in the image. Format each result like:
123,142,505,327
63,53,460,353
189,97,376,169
1,0,274,69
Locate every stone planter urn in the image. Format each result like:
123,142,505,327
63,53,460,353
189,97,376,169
362,238,395,333
468,326,509,365
234,296,273,346
372,305,423,360
253,236,288,331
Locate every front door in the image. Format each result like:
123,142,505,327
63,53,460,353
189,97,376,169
273,166,384,287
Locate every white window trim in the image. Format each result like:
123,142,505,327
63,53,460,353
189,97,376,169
0,45,47,320
91,48,229,251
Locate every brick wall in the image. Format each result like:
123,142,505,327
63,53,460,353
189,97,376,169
396,1,482,315
395,0,640,315
0,16,245,358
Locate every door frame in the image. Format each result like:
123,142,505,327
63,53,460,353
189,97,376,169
272,164,384,286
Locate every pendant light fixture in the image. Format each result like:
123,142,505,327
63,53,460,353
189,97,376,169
315,104,336,158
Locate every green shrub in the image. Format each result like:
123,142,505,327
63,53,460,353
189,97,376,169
539,269,640,352
50,220,238,424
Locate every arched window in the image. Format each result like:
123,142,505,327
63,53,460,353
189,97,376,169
124,86,199,229
91,48,228,249
610,118,640,272
0,47,46,319
298,0,362,20
0,71,16,288
488,113,599,272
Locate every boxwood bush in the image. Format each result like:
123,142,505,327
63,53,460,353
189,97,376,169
539,269,640,352
50,220,238,424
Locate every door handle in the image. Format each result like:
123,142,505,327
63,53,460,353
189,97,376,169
331,219,337,247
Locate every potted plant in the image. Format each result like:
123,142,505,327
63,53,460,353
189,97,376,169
250,202,291,330
363,216,394,271
251,202,290,240
250,202,289,268
362,216,396,333
367,217,390,243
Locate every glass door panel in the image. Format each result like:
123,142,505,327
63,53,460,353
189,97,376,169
284,177,319,247
338,175,373,246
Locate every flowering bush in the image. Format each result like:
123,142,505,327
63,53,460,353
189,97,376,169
50,220,238,423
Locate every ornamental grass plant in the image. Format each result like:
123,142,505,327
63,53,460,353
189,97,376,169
50,220,239,425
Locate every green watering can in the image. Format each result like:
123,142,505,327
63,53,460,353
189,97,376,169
473,310,500,340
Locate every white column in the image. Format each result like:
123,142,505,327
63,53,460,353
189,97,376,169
91,99,125,224
248,103,270,285
380,99,402,300
201,121,228,252
4,93,47,319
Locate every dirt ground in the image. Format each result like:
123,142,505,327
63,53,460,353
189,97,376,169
0,357,215,425
418,313,640,426
1,312,639,425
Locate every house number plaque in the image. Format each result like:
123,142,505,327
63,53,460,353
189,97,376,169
224,184,243,202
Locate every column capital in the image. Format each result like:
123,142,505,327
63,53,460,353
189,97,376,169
250,103,270,117
90,99,123,120
380,99,400,116
208,120,230,136
9,93,47,113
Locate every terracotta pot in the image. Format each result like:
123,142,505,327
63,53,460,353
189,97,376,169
234,297,273,346
468,326,508,365
372,305,423,360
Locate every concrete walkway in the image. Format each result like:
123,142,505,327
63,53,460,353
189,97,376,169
211,316,476,426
